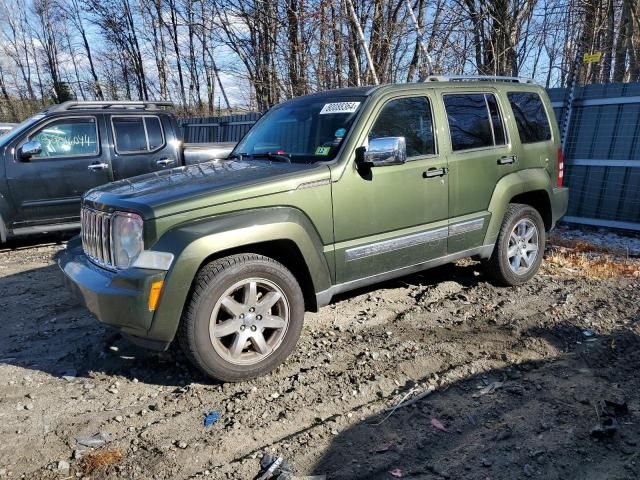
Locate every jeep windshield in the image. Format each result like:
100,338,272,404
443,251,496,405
232,96,366,164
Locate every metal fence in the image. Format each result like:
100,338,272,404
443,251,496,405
181,112,261,143
183,83,640,231
549,83,640,231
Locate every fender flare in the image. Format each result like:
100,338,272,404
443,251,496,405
483,169,553,246
146,206,332,342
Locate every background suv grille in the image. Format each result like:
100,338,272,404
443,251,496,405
81,207,114,269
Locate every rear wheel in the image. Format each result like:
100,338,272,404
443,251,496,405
179,254,304,382
484,203,545,286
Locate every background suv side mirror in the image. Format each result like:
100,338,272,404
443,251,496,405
18,140,42,161
356,137,407,168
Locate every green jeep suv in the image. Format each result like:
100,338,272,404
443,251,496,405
59,77,569,382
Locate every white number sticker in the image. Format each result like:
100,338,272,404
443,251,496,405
319,102,361,115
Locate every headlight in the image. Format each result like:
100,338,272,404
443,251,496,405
112,212,144,269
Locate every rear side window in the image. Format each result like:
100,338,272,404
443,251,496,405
112,116,165,153
369,96,435,157
507,92,552,143
145,117,164,150
444,94,506,151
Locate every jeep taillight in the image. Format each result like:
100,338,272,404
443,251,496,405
557,147,564,187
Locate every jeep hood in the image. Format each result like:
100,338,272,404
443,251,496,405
82,160,328,219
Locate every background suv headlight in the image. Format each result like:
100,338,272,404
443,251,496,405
112,212,144,269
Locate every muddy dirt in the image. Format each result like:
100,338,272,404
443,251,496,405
0,232,639,480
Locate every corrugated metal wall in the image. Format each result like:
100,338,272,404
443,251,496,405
181,113,261,143
184,83,640,231
549,83,640,231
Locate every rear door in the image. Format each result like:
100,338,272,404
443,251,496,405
5,115,110,225
109,114,180,180
441,90,513,253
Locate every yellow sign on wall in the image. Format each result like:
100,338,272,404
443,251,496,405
583,52,602,63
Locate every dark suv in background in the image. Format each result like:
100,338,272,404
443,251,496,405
0,101,233,243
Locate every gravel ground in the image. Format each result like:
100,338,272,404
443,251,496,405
552,224,640,256
0,230,638,480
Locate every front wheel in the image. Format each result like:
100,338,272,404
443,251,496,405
179,254,305,382
483,203,546,286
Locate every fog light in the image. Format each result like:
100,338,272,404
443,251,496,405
148,280,164,311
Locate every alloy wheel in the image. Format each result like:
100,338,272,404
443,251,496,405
507,218,540,274
209,277,290,365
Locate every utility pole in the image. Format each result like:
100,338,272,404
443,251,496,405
404,0,434,78
345,0,379,85
212,58,231,111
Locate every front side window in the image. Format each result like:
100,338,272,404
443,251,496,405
27,117,98,159
444,93,506,151
233,96,365,163
112,116,165,153
507,92,552,144
369,97,435,158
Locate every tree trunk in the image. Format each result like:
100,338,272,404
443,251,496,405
613,0,630,82
597,0,614,82
167,0,186,108
331,0,344,88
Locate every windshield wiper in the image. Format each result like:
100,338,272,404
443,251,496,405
239,152,292,163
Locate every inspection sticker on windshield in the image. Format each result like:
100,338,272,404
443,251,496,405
315,146,331,156
319,102,361,115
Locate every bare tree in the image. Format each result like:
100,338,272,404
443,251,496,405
2,0,640,120
63,0,104,99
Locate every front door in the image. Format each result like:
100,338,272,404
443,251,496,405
6,115,110,225
332,94,449,285
109,115,179,180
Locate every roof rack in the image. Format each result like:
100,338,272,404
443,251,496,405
425,75,535,84
47,101,174,112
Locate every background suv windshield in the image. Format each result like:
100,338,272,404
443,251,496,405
233,96,365,163
0,114,44,148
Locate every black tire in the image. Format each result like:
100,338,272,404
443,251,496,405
178,253,305,382
483,203,546,286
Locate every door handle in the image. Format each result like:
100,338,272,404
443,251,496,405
87,162,108,171
156,158,175,167
497,155,516,165
423,167,448,178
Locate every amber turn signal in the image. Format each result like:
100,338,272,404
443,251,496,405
148,280,164,311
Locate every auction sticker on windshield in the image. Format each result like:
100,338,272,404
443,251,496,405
319,102,361,115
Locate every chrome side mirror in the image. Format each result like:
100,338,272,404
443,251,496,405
361,137,407,167
18,140,42,161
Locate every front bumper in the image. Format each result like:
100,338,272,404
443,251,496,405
58,236,169,348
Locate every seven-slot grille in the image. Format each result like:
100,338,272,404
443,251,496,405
81,207,114,269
